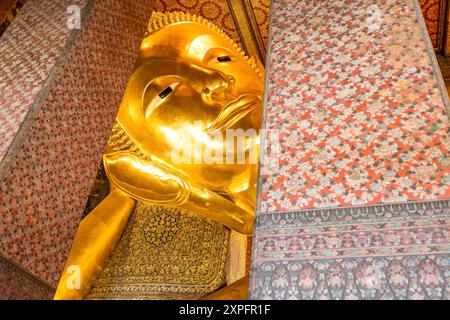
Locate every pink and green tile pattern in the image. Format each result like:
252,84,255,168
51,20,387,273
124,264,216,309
250,0,450,299
0,0,153,297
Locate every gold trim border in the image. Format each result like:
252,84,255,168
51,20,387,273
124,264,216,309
436,0,447,53
226,0,267,64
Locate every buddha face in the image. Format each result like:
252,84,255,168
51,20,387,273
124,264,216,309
116,21,263,193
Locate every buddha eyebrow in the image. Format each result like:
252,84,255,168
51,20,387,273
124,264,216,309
159,86,173,99
217,56,232,62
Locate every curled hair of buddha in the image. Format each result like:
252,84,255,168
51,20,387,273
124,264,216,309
147,11,264,79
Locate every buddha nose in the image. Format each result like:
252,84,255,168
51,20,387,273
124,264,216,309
201,73,235,104
223,75,235,91
190,64,235,103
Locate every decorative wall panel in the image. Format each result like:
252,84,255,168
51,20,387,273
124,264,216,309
445,1,450,56
153,0,242,45
250,0,450,300
87,204,229,300
0,0,17,19
249,0,270,49
418,0,446,51
0,0,153,294
0,0,27,38
227,0,267,63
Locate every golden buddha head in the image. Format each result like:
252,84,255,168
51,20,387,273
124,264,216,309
108,12,264,198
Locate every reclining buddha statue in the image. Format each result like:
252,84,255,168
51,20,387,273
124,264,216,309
54,11,264,300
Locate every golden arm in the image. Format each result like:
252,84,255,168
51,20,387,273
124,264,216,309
54,189,135,300
104,151,254,235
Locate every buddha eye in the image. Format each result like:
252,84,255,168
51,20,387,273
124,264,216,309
217,56,232,62
158,86,173,99
157,81,180,100
145,81,180,118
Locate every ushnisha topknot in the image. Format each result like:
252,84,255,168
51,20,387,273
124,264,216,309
146,11,263,79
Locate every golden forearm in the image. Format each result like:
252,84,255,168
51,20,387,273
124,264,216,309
54,189,135,300
182,184,254,235
104,151,254,235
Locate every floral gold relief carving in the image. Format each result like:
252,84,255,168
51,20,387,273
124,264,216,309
87,203,229,300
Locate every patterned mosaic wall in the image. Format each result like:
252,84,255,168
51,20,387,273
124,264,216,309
250,0,450,300
0,255,53,300
0,0,153,297
0,0,88,173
